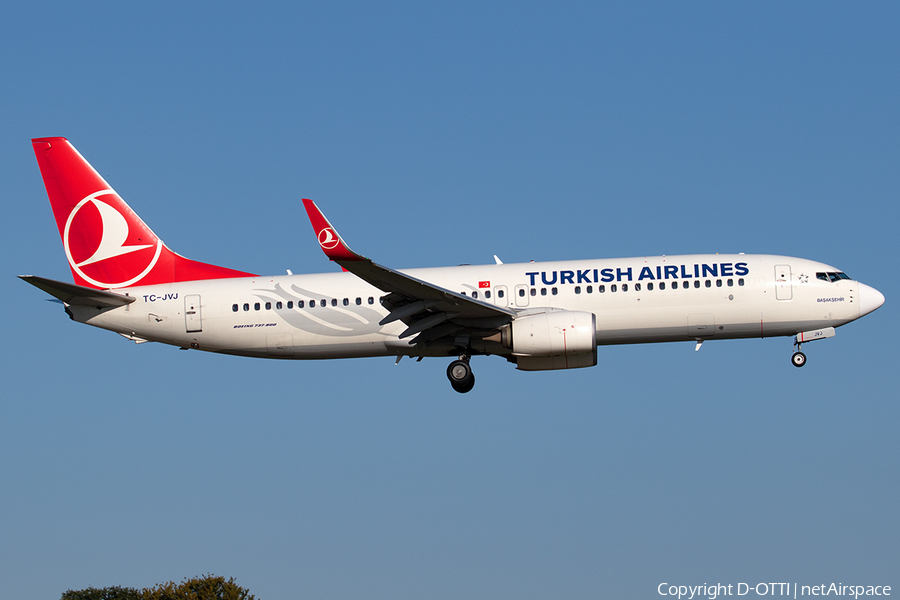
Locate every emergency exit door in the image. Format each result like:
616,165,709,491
185,295,202,332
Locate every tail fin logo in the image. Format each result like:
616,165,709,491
317,227,340,250
64,190,163,288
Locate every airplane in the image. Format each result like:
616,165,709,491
22,137,885,393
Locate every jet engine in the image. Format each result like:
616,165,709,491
505,310,597,371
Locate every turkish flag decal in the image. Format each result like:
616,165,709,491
479,281,491,288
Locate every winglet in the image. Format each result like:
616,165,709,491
302,199,366,262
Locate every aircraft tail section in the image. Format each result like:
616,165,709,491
31,137,254,289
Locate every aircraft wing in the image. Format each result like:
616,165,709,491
302,199,515,343
20,275,136,308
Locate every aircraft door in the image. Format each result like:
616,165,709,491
185,294,202,332
775,265,792,300
514,284,529,307
493,285,509,307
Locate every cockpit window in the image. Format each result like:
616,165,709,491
817,271,851,283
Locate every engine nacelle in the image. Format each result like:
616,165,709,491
508,310,597,371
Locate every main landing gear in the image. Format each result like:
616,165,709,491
447,356,475,393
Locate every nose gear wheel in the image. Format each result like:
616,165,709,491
791,340,807,368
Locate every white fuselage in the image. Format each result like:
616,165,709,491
68,254,866,362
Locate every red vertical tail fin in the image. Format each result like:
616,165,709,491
32,138,254,289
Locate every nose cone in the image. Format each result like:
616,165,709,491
859,283,885,317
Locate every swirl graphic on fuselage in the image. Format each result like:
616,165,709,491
249,283,389,338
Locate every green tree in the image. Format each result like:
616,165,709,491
60,586,142,600
142,575,255,600
61,575,254,600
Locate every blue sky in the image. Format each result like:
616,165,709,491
1,2,897,599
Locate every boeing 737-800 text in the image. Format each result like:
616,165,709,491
22,138,885,392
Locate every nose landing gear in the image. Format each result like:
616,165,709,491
792,338,807,367
447,356,475,393
790,327,836,368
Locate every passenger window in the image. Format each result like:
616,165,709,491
586,285,592,293
622,284,628,292
276,301,283,309
738,278,745,286
682,281,689,289
356,297,362,305
343,298,349,306
635,283,641,291
693,280,700,289
485,290,491,299
288,301,294,309
254,302,260,311
575,286,581,294
659,282,665,290
599,285,605,293
331,299,337,306
368,297,374,304
498,289,505,298
265,302,272,310
519,288,525,297
472,291,478,299
530,288,536,296
232,304,238,312
705,280,711,288
551,287,558,295
648,282,654,291
320,299,326,307
611,284,618,292
716,279,722,287
727,279,734,287
541,288,547,296
243,303,249,311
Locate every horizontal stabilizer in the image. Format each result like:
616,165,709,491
19,275,136,308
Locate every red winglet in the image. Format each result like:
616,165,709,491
301,199,364,262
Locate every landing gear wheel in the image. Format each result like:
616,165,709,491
450,374,475,394
447,359,475,393
791,351,807,368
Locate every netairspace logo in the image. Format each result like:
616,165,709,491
657,582,891,599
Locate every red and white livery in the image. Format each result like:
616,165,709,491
22,138,885,392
